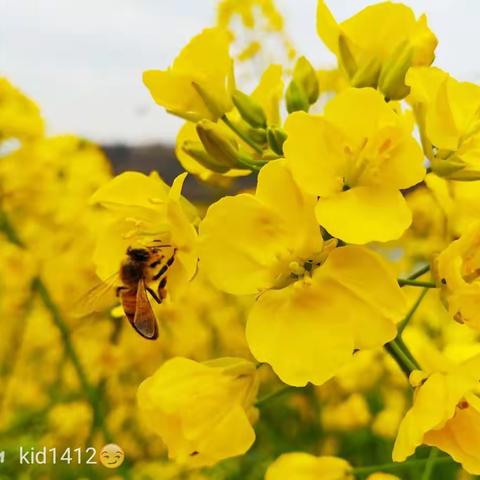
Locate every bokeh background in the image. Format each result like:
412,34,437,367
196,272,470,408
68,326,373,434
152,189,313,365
2,2,480,480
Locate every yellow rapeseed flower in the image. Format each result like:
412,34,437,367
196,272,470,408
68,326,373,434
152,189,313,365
143,28,234,121
367,475,400,480
407,66,480,180
176,121,251,182
321,393,371,432
284,87,425,244
317,1,437,99
393,355,480,474
175,64,282,181
425,173,480,237
137,357,258,467
199,159,406,386
250,64,283,126
90,171,198,301
265,453,354,480
435,222,480,330
0,78,44,144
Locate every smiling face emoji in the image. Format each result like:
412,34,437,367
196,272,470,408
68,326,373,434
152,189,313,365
99,444,125,469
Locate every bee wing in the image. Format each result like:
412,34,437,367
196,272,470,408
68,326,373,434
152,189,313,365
131,279,159,340
71,272,121,318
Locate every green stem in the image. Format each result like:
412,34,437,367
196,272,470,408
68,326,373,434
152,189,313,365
398,288,429,336
421,448,439,480
236,154,268,172
222,115,263,154
354,454,454,477
256,385,296,408
0,209,23,246
0,211,111,443
33,278,112,442
407,264,431,281
398,265,435,288
398,279,436,288
396,337,420,370
384,339,418,377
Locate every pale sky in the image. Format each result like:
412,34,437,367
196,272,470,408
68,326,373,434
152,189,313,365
1,0,478,145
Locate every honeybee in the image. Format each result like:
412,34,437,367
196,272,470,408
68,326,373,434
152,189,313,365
75,241,176,340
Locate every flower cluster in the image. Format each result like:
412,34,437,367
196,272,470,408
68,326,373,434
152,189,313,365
4,1,480,479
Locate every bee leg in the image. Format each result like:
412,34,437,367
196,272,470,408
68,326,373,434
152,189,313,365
149,256,164,269
146,286,162,304
115,286,128,298
157,277,168,301
153,264,169,281
167,248,177,266
152,239,172,248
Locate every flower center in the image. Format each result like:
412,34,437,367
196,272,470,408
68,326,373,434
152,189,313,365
343,131,398,188
272,239,337,289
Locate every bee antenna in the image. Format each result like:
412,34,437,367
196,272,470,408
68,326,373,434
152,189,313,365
151,243,172,249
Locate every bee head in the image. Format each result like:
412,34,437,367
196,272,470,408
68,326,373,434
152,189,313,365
126,246,150,262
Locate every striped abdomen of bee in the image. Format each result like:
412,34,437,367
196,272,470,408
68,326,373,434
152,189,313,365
116,244,177,340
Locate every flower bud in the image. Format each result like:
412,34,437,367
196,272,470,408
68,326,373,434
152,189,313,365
267,126,288,155
196,119,241,168
378,41,413,100
430,156,480,181
285,80,309,113
338,34,357,79
293,56,319,104
247,127,267,145
192,81,228,120
181,140,231,173
350,58,381,88
232,89,267,128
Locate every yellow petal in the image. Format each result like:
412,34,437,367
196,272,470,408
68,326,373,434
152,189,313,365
367,474,400,480
137,356,257,467
324,87,397,145
143,70,213,121
173,28,232,79
367,127,425,190
199,193,288,294
246,283,354,387
341,3,418,62
144,28,234,121
90,171,169,210
199,160,322,294
284,112,345,197
195,405,256,466
251,64,284,125
166,202,198,301
315,186,412,244
316,246,405,348
266,453,353,480
393,373,449,461
407,67,480,151
406,66,447,106
256,159,323,258
93,217,136,280
316,1,341,54
393,370,476,462
425,406,480,475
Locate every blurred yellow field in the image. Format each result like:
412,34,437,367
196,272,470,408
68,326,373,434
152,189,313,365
2,1,480,479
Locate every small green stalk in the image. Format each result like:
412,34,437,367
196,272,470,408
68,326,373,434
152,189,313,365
385,339,418,377
221,115,263,154
354,454,453,477
256,385,296,408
